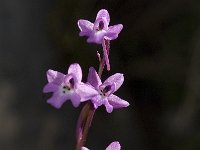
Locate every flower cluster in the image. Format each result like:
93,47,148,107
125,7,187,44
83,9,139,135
43,64,129,113
43,9,129,149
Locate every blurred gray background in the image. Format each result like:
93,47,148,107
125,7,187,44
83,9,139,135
0,0,200,150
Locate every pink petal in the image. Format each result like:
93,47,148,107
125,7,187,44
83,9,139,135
68,63,82,83
43,83,59,93
70,93,81,108
86,30,107,44
81,147,89,150
106,141,121,150
63,74,77,89
108,94,129,109
91,95,104,109
87,67,102,89
78,19,94,36
104,73,124,92
99,82,116,96
96,9,110,25
47,69,65,85
76,83,98,102
47,69,57,82
104,99,113,113
105,24,123,40
93,17,109,30
47,92,69,109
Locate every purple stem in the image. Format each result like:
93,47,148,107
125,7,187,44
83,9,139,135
75,57,105,150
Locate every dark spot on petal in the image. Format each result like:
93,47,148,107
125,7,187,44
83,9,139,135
69,78,74,88
103,85,111,94
99,21,104,30
63,86,70,91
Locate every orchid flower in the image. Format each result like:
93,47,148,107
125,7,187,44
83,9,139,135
43,63,98,109
86,67,129,113
81,141,121,150
78,9,123,44
78,9,123,71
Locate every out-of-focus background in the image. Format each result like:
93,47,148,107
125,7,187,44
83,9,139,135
1,0,200,149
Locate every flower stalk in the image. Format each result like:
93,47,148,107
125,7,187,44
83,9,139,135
75,56,105,150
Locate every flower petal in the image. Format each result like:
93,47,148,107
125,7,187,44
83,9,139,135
63,74,77,89
104,73,124,92
106,141,121,150
86,30,107,44
99,82,116,96
96,9,110,25
104,99,113,113
87,67,102,89
47,69,57,82
43,83,59,93
108,94,129,109
47,69,65,85
105,24,123,40
76,83,98,102
94,17,109,30
78,19,94,36
91,95,103,109
81,147,89,150
47,92,69,109
68,63,82,83
70,93,81,108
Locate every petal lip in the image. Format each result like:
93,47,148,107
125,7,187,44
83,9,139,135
108,94,130,109
87,67,102,89
104,73,124,92
86,30,107,44
47,93,69,109
70,93,81,107
68,63,82,83
96,9,110,25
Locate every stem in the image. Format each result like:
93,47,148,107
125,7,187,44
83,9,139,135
75,102,95,150
98,59,105,78
75,58,105,150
